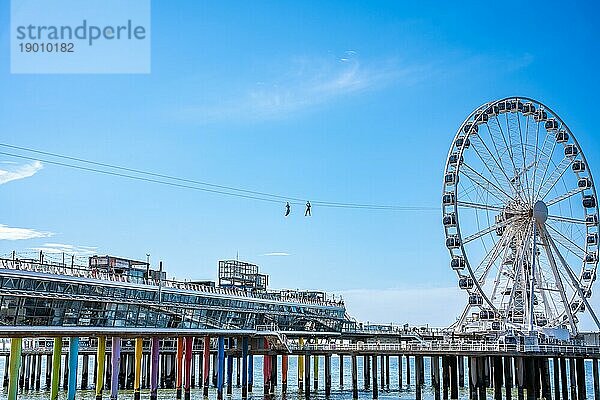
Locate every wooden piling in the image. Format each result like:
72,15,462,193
380,354,384,388
415,355,422,400
442,356,449,400
450,355,459,400
468,357,478,400
569,358,577,400
458,356,465,388
304,353,311,398
493,356,503,400
576,358,586,400
406,355,411,386
372,354,379,399
560,358,568,400
432,356,441,400
352,354,358,400
504,356,513,400
398,355,403,389
541,358,551,400
364,355,370,389
339,354,344,388
325,354,332,397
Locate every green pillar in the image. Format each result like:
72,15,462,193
51,337,63,400
7,338,22,400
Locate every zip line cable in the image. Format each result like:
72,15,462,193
0,143,438,211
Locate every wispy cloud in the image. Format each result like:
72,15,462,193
174,52,427,123
262,252,291,257
31,243,98,256
0,161,50,241
0,225,53,240
0,160,43,185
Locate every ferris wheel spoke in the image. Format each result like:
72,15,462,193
547,215,587,225
545,223,586,260
537,157,574,201
542,225,600,330
492,116,520,182
477,226,516,285
463,215,520,245
461,163,514,204
468,134,519,197
531,129,557,201
484,122,520,188
516,112,533,199
457,201,504,212
546,187,585,207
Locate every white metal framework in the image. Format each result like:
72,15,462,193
443,97,600,336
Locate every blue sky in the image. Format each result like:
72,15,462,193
0,1,599,327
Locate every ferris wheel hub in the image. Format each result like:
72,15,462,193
533,201,548,224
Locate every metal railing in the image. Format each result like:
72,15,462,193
287,340,600,355
0,257,344,308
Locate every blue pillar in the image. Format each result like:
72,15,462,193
67,337,80,400
248,354,254,392
242,337,248,398
227,340,234,395
217,337,225,400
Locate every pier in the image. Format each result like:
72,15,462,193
0,253,600,400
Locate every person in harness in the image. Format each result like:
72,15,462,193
285,202,291,217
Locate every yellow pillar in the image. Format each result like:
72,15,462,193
95,336,106,400
298,337,304,390
134,338,143,400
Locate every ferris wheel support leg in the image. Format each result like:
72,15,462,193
540,227,578,334
452,304,471,332
544,225,600,330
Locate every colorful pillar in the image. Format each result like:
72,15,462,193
67,337,80,400
263,353,271,395
203,336,210,397
110,337,121,400
241,337,248,398
298,337,304,391
7,338,22,400
50,337,63,400
217,337,225,400
96,336,106,400
314,353,319,390
176,337,184,399
282,354,289,394
227,341,234,395
184,337,193,400
150,337,160,400
133,338,143,400
248,353,254,392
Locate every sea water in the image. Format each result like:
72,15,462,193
0,355,596,399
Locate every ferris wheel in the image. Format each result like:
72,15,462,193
442,97,600,335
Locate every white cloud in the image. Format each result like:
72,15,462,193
262,252,291,257
0,160,43,185
175,54,426,122
0,225,53,240
339,286,464,328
